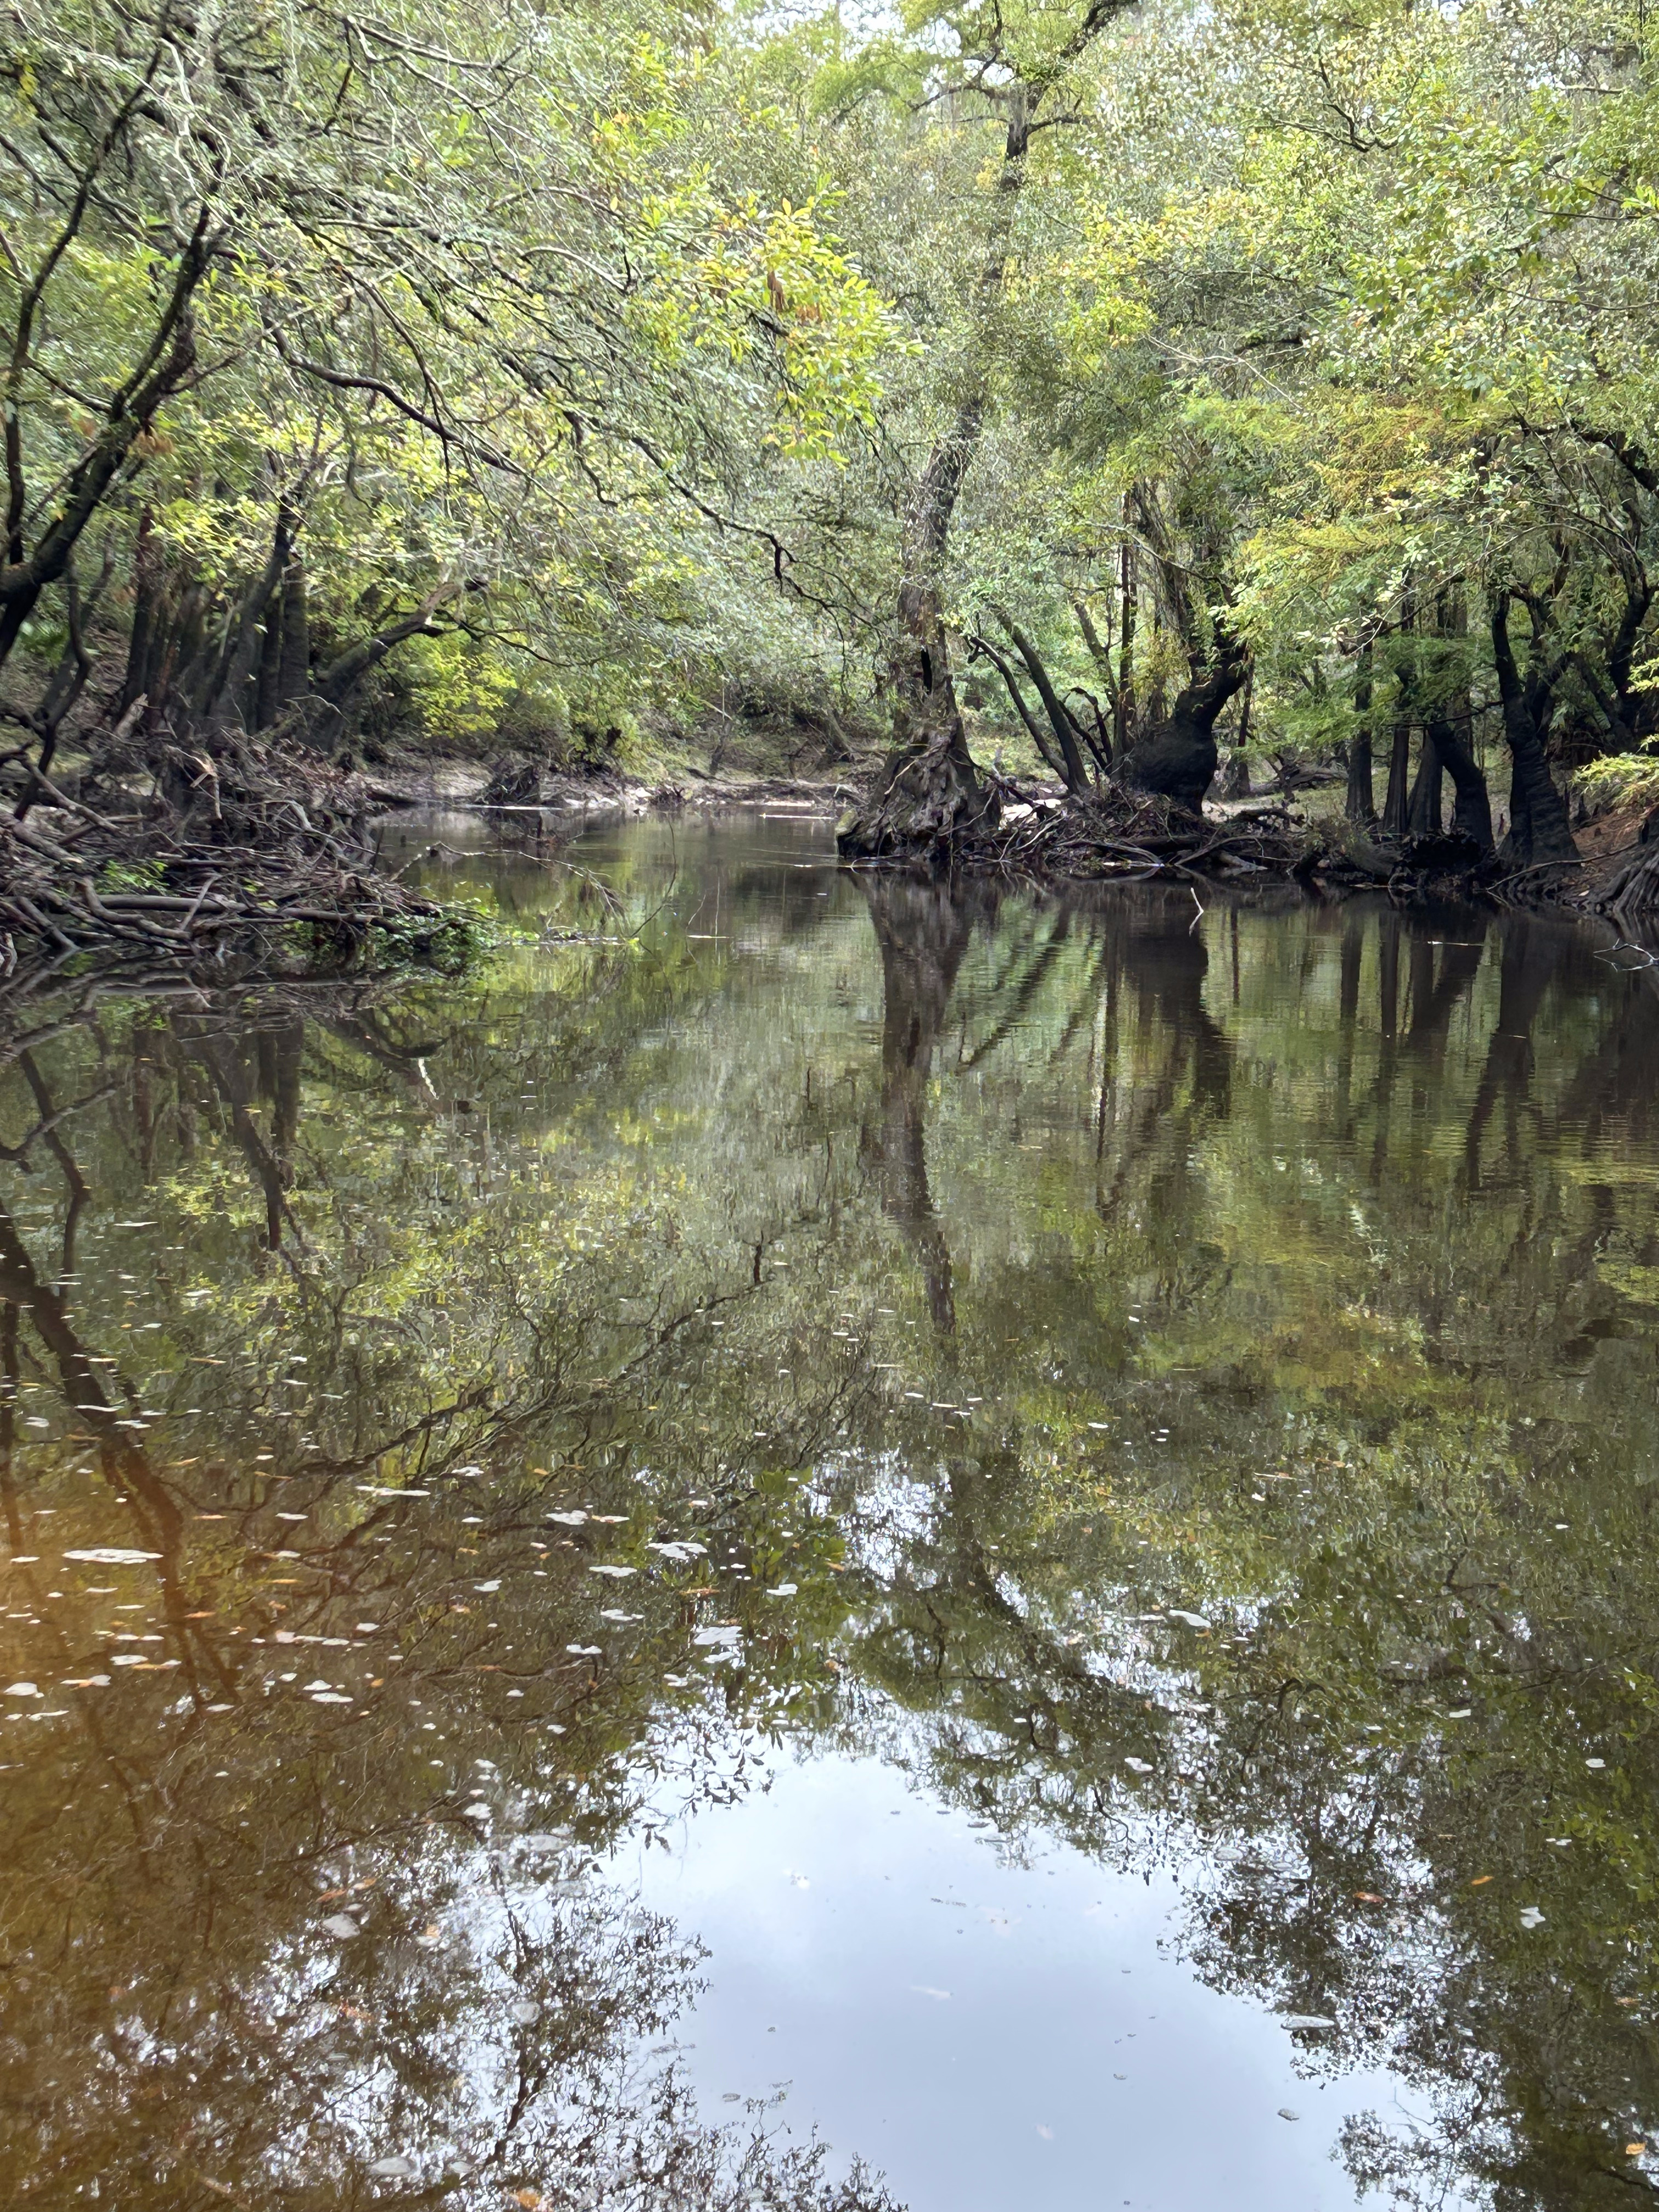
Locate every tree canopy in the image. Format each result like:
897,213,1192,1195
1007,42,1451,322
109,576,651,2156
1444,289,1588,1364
4,0,1658,856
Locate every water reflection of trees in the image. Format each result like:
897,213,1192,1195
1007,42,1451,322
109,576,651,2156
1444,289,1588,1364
0,960,895,2208
836,879,1659,2211
7,869,1659,2208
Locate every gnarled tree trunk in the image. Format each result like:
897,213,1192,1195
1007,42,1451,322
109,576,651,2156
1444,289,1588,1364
1119,627,1248,814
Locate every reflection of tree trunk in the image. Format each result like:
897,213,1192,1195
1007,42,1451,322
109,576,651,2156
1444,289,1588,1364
0,1302,18,1549
860,877,981,1335
1405,925,1487,1077
261,1017,304,1156
1369,913,1401,1183
0,1198,224,1699
193,1034,300,1251
1463,922,1560,1190
1335,910,1363,1139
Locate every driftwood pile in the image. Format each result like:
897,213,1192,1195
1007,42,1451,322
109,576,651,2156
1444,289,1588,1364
0,733,449,972
947,780,1319,885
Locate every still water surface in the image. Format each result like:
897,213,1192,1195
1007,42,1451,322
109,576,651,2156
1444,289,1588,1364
1,812,1657,2211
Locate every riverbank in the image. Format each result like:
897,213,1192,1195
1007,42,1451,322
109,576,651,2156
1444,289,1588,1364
4,735,1649,983
362,757,854,817
832,762,1659,932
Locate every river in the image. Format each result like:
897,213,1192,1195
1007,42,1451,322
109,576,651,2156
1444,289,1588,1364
0,810,1655,2212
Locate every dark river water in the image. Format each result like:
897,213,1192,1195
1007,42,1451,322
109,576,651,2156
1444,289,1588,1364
2,810,1658,2212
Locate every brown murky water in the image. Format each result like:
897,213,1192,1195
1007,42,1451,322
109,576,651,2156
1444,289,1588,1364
2,811,1657,2211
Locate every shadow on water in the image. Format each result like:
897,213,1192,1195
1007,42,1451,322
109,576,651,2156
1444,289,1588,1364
1,817,1658,2208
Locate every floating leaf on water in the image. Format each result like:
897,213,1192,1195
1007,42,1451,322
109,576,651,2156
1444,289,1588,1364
4,1683,40,1699
1519,1905,1545,1928
472,1581,501,1594
63,1548,161,1565
311,1691,352,1705
321,1913,360,1939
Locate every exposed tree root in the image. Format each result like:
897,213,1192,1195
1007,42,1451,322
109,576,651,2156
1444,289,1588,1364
1593,837,1659,924
844,776,1317,885
840,774,1563,909
836,735,1000,864
0,732,460,975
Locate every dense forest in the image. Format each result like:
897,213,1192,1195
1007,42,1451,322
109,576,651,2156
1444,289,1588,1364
4,0,1659,939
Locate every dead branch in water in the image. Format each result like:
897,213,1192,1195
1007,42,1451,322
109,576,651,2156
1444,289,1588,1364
0,731,459,976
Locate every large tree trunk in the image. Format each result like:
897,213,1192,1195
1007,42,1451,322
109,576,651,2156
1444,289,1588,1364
254,603,283,730
1119,625,1248,814
995,610,1091,790
1345,638,1376,826
119,510,161,714
1406,733,1443,835
1115,537,1138,756
1419,591,1491,852
840,84,1039,860
276,556,311,712
838,12,1133,860
1432,715,1493,851
1490,592,1578,868
1381,606,1415,838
